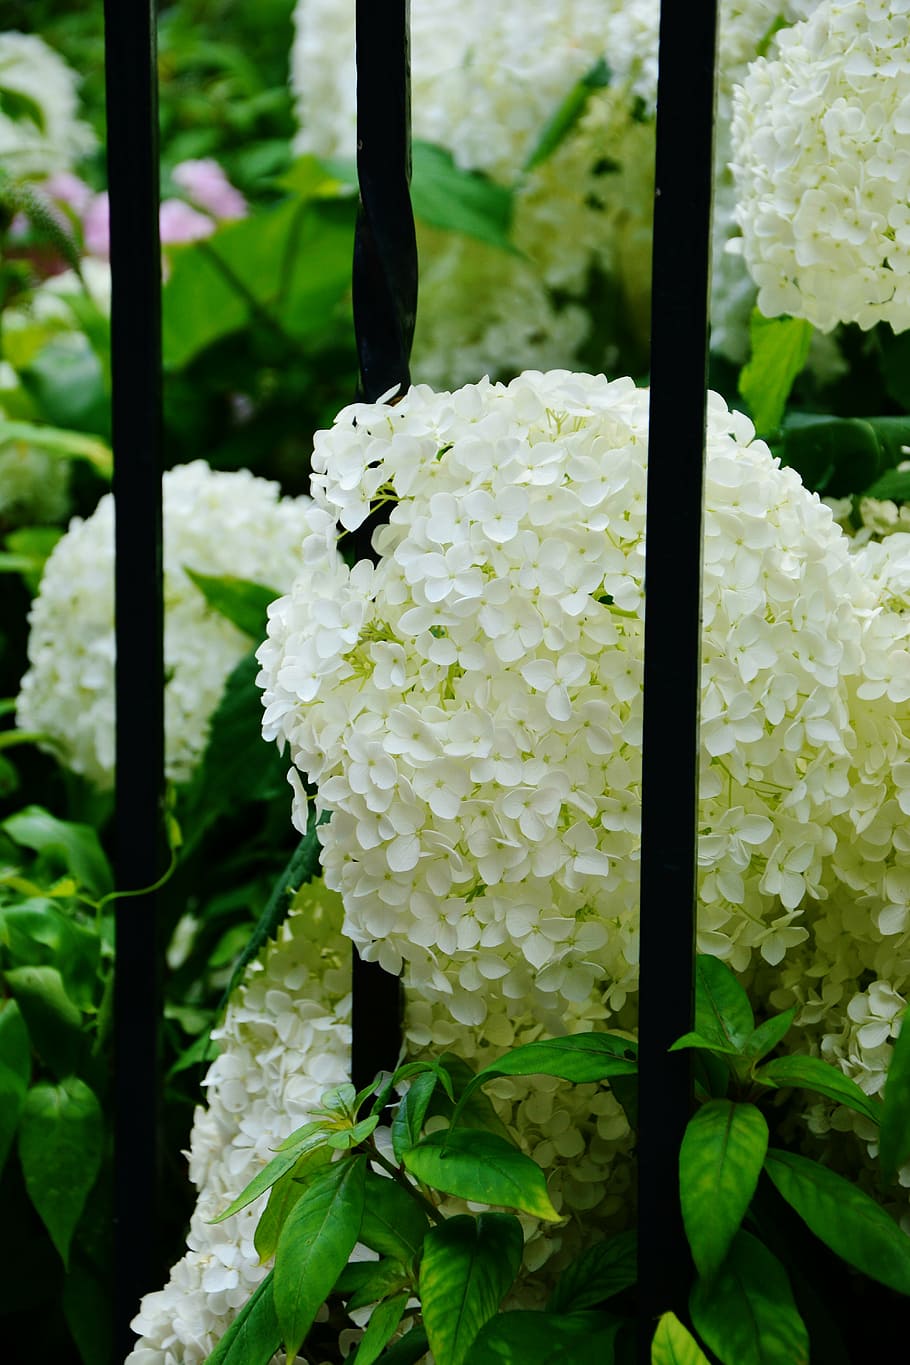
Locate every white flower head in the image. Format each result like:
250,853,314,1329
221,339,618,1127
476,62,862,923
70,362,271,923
0,33,96,180
17,461,315,788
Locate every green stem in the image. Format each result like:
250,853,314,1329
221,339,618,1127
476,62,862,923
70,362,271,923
368,1144,443,1225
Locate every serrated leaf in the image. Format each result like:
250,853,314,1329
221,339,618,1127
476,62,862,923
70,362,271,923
212,1129,329,1224
470,1310,621,1364
184,569,279,640
205,1270,280,1365
2,806,112,897
690,1230,808,1365
879,1007,910,1179
411,141,516,253
764,1147,910,1293
254,1144,333,1262
354,1292,410,1365
681,1101,768,1280
4,965,83,1077
392,1070,438,1163
274,1155,366,1359
651,1312,711,1364
695,956,753,1053
359,1168,429,1266
743,1008,796,1062
738,312,813,437
404,1130,559,1221
18,1077,103,1266
548,1230,637,1312
756,1055,881,1127
419,1214,523,1365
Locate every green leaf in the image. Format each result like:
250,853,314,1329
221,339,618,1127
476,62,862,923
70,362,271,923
472,1032,637,1087
755,1055,881,1127
374,1323,428,1365
354,1292,410,1365
184,570,279,640
4,965,83,1077
524,58,611,173
743,1009,796,1063
777,414,910,498
610,1073,639,1129
0,1000,31,1173
20,336,109,438
18,1077,103,1266
212,1127,330,1224
404,1130,560,1221
764,1147,910,1294
62,1258,112,1365
326,1113,379,1150
547,1230,637,1312
359,1167,429,1266
0,418,111,477
469,1310,621,1365
669,1032,742,1058
680,1101,769,1280
866,468,910,501
689,1230,808,1365
695,956,753,1053
738,312,813,437
651,1312,711,1364
880,1008,910,1178
2,901,101,1011
426,1053,511,1141
411,141,516,254
392,1070,438,1162
2,807,112,897
253,1144,333,1262
339,1258,408,1312
0,86,46,130
419,1213,523,1365
205,1270,281,1365
274,1155,366,1359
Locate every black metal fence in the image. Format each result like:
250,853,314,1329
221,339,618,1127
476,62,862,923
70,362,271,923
104,1,718,1357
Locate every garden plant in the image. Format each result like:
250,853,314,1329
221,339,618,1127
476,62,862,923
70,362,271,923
2,1,910,1363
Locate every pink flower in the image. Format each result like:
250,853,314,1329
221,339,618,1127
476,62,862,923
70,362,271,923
171,159,246,220
158,198,215,245
44,171,94,218
82,192,110,257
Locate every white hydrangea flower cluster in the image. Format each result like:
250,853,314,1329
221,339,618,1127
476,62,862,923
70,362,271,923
0,33,96,180
126,884,352,1365
826,492,910,548
257,369,910,1029
17,461,313,789
130,882,635,1361
731,0,910,332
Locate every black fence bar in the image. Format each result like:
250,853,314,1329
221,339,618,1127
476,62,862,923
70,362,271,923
103,0,164,1356
350,0,417,1092
637,0,718,1348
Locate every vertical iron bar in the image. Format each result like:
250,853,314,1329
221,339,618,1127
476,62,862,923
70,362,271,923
103,0,164,1356
637,0,718,1350
350,0,417,1091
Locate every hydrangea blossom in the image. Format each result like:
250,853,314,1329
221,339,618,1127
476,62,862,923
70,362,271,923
128,883,634,1362
0,33,96,180
17,461,313,788
731,0,910,332
257,369,910,1028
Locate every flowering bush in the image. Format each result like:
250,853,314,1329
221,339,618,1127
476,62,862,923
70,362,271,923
731,0,910,331
17,461,314,788
0,32,95,180
256,369,910,1037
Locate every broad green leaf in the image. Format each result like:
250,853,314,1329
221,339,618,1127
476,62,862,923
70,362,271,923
470,1310,621,1364
184,570,279,640
62,1258,111,1365
610,1073,639,1129
469,1032,638,1089
743,1008,796,1062
212,1128,330,1223
651,1312,711,1364
419,1214,523,1365
274,1155,366,1359
777,413,910,498
764,1147,910,1293
2,901,101,1011
2,807,112,897
20,335,109,438
524,59,611,172
690,1230,808,1365
866,468,910,501
548,1230,637,1312
274,1117,333,1153
669,1032,741,1058
427,1053,512,1141
18,1077,103,1266
359,1167,429,1266
0,418,112,477
338,1257,408,1312
391,1070,438,1162
879,1007,910,1179
205,1270,280,1365
411,140,516,253
695,956,753,1053
4,964,83,1077
680,1101,768,1280
374,1324,428,1365
354,1292,410,1365
756,1055,880,1127
404,1129,560,1221
253,1144,333,1262
738,312,813,437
